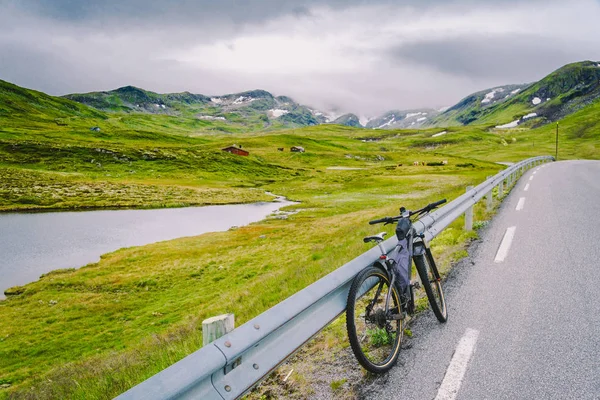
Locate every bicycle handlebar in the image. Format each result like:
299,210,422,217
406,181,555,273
426,198,447,211
368,217,391,225
368,198,447,225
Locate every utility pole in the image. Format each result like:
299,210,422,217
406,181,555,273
555,122,559,160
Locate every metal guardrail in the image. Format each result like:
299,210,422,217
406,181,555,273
116,155,554,400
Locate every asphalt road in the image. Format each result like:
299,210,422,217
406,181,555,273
359,160,600,400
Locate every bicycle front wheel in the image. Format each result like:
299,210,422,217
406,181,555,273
346,266,403,373
414,252,447,322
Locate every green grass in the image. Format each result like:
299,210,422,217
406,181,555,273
1,76,598,399
0,141,499,398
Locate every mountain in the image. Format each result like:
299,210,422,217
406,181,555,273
5,60,600,134
64,87,326,128
365,109,440,129
64,85,211,114
0,79,106,121
425,84,530,127
331,113,362,127
429,61,600,129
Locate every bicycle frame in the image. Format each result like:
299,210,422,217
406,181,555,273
377,224,432,319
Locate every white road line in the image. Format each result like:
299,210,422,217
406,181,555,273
434,328,480,400
516,197,526,211
524,183,530,191
529,176,534,181
494,226,516,263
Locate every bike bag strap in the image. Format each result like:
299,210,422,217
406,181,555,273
395,218,411,240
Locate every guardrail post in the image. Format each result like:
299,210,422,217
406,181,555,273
465,186,474,231
498,180,504,198
486,177,493,211
203,314,235,346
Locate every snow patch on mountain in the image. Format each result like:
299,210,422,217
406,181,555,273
268,109,289,118
511,88,521,95
532,97,542,105
482,88,506,104
359,115,372,126
377,116,396,129
417,117,427,122
496,112,538,129
496,120,520,129
198,115,226,121
233,96,256,105
481,90,497,104
210,97,223,104
432,131,447,137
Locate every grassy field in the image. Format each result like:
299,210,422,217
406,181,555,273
404,97,600,162
0,116,505,398
2,83,598,398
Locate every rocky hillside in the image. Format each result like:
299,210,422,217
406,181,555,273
64,87,326,129
365,61,600,130
330,113,361,127
365,109,440,129
425,84,530,127
428,61,600,129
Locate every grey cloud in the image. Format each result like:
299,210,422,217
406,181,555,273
0,0,598,116
391,34,589,83
6,0,548,25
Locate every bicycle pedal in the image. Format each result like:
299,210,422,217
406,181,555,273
410,280,421,289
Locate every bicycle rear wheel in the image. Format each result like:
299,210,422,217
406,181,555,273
414,252,447,322
346,265,403,373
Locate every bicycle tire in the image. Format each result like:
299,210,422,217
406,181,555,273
346,265,403,373
414,253,447,322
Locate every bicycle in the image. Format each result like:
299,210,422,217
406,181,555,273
345,199,448,373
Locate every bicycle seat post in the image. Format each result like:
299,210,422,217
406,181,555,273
376,241,386,257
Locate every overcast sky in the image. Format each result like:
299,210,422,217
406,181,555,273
1,0,599,115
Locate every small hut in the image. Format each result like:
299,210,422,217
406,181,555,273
291,146,305,153
222,145,249,156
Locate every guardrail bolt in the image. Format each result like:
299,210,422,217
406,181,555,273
224,341,232,348
253,363,259,370
225,385,232,392
254,324,260,330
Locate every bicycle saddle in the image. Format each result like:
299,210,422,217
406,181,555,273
363,232,387,243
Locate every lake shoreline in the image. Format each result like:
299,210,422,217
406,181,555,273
1,195,297,298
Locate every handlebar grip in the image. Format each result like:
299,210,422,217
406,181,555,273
369,217,389,225
430,199,447,208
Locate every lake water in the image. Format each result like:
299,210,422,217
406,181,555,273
0,199,294,297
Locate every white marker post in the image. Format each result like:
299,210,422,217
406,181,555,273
203,313,235,346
